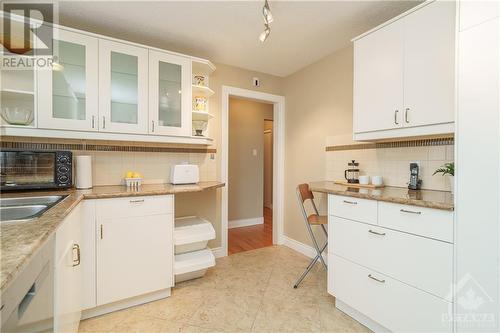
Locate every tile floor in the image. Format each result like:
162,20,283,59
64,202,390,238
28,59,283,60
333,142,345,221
78,246,371,333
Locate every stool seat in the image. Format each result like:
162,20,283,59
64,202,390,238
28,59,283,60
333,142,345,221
308,214,328,225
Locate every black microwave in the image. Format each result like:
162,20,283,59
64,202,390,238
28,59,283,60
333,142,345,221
0,150,73,191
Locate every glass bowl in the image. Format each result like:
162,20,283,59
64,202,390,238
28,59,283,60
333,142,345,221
1,107,34,125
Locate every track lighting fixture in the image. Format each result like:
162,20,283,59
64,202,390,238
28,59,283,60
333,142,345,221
259,0,273,42
259,24,270,42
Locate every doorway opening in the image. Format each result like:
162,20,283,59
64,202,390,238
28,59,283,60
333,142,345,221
221,86,285,257
227,98,273,255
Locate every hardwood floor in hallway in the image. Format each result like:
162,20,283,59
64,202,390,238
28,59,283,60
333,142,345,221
228,207,273,255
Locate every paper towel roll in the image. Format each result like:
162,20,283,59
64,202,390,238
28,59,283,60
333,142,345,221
76,155,93,189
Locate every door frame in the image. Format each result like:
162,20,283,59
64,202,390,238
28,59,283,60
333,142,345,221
221,85,285,257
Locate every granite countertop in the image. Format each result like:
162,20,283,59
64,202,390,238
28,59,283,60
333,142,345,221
0,181,225,293
309,181,454,211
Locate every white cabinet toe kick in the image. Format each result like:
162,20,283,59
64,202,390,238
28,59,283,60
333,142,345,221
327,194,454,333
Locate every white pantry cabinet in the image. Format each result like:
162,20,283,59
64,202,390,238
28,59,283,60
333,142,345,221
95,196,174,306
149,50,192,136
38,28,99,132
54,201,86,333
353,1,455,141
98,40,149,134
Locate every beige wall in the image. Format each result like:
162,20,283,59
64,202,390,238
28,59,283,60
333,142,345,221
283,46,354,246
228,98,273,221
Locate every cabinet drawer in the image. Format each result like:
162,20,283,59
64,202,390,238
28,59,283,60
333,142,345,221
378,202,453,242
331,217,453,301
96,195,173,220
329,195,377,225
331,255,451,333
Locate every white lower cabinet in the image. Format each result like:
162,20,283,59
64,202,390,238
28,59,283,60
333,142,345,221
328,194,454,333
54,201,86,333
97,213,174,305
95,195,174,306
332,255,452,333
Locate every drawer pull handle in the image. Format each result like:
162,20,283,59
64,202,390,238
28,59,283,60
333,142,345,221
368,274,385,283
130,199,145,203
400,209,421,215
343,200,358,205
368,229,386,236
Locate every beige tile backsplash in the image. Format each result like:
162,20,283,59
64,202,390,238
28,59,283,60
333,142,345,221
326,145,454,191
74,151,217,186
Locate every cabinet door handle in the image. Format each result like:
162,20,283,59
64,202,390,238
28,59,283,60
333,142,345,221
368,274,385,283
343,200,358,205
102,116,106,129
72,244,81,267
400,209,421,215
405,107,410,123
91,115,95,128
394,110,399,125
368,229,386,236
130,199,145,203
100,224,103,239
152,120,155,133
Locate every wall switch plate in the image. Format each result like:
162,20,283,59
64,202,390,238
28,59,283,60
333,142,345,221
252,149,257,156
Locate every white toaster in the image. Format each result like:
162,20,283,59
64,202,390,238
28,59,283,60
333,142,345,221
170,164,199,184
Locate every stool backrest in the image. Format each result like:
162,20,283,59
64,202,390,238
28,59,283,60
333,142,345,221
297,183,314,203
296,183,319,217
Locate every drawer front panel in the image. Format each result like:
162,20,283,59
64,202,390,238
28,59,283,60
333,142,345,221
96,195,173,220
378,201,453,242
329,194,377,225
332,255,452,333
331,217,453,300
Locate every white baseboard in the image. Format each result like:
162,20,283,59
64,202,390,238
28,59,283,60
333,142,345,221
336,300,388,333
210,246,225,258
283,235,327,261
82,288,171,320
228,217,263,229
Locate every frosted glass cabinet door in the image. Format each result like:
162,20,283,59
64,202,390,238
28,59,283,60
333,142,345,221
99,40,148,134
38,28,98,131
148,50,191,136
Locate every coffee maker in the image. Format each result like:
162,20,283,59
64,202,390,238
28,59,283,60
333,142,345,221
344,160,360,184
408,162,422,190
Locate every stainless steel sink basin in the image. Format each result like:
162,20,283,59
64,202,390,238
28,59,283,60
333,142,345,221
1,205,48,221
0,195,65,207
0,195,67,222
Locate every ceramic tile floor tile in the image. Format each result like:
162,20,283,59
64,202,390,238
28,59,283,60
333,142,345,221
78,246,372,333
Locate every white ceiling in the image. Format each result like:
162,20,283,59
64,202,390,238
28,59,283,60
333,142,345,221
59,1,421,77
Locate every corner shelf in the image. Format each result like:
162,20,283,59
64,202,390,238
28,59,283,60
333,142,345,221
192,85,214,98
192,111,214,121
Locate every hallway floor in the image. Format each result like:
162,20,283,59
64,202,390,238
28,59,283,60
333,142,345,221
228,207,273,255
78,246,371,333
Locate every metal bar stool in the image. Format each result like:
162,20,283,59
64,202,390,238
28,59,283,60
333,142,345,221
293,183,328,289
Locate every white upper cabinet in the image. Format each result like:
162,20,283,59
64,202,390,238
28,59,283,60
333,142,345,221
98,40,149,134
38,28,98,131
353,19,404,133
148,50,192,136
403,1,455,128
353,1,456,140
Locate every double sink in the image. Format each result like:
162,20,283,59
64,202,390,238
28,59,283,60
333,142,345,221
0,195,67,222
